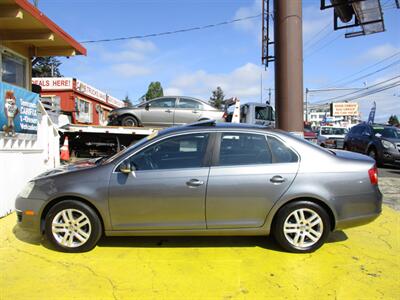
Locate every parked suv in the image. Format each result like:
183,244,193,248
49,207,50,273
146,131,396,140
108,96,225,127
343,123,400,166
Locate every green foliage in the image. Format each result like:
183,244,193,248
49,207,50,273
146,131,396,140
32,57,62,77
388,115,399,126
145,82,164,101
209,86,225,109
123,94,133,107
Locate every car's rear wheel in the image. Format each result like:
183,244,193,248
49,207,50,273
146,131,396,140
272,201,330,253
121,115,138,127
44,200,102,252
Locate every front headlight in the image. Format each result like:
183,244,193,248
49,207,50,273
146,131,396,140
19,181,35,198
382,140,395,150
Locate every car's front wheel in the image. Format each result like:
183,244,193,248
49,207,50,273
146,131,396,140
272,201,330,253
44,200,102,252
121,115,138,127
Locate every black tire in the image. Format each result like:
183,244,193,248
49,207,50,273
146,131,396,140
343,143,349,151
121,115,138,127
368,148,382,167
44,200,102,253
272,201,331,253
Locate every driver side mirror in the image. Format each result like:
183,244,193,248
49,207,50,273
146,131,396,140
119,161,135,174
145,103,151,111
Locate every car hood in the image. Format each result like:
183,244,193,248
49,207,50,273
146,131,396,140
381,137,400,143
34,158,101,179
333,149,375,163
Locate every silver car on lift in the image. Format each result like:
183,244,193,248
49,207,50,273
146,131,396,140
16,121,382,253
108,96,225,127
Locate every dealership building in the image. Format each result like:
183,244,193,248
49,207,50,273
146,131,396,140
32,77,125,126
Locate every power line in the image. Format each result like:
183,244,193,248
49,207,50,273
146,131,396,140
336,59,400,87
303,21,332,49
304,34,342,60
80,13,261,44
320,51,400,88
314,75,400,103
342,81,400,102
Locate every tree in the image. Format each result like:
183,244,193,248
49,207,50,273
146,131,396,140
209,86,225,109
123,94,133,107
388,115,399,126
32,57,62,77
145,82,163,101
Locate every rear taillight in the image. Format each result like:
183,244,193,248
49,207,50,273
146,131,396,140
368,166,378,185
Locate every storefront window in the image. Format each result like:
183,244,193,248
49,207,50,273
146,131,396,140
1,51,26,88
75,98,92,123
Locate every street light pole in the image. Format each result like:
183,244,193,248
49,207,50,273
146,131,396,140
273,0,304,135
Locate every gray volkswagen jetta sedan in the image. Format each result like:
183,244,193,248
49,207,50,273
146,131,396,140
16,121,382,253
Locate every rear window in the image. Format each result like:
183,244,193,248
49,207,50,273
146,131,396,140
219,133,272,166
267,136,298,163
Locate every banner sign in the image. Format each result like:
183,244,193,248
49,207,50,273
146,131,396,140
76,80,107,103
367,101,376,124
32,77,73,90
107,95,125,108
330,102,359,116
0,82,39,137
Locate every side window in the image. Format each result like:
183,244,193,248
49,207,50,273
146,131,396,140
177,98,203,110
267,136,298,163
150,98,176,108
218,133,272,166
125,133,209,171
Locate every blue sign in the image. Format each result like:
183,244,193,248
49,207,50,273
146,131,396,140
0,81,39,137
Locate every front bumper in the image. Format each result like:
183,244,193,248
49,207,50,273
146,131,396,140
107,114,120,126
382,149,400,166
15,196,46,235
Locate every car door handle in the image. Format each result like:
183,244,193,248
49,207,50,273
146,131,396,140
192,110,199,114
270,175,285,184
186,179,204,187
165,109,172,113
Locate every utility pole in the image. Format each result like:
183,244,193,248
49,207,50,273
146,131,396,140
273,0,304,135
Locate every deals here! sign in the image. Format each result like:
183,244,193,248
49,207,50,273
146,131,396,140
330,102,359,116
0,82,39,137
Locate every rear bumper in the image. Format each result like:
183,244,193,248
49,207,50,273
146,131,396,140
107,115,120,126
334,188,383,230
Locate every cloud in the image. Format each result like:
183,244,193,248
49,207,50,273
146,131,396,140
111,63,152,77
362,43,400,61
233,0,261,32
126,40,157,53
167,63,266,99
164,87,183,96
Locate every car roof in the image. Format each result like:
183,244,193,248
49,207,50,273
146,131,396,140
155,120,277,137
147,96,211,106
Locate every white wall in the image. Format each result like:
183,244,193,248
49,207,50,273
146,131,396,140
0,103,60,217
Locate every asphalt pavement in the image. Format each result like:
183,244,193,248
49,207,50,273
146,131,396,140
378,166,400,178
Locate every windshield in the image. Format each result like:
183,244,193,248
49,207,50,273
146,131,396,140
378,127,400,139
255,106,274,121
320,127,348,135
102,131,160,164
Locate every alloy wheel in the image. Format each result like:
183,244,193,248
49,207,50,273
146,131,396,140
51,209,92,248
283,208,323,249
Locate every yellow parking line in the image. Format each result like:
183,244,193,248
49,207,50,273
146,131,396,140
1,206,399,300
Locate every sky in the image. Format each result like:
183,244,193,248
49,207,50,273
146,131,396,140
35,0,399,122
